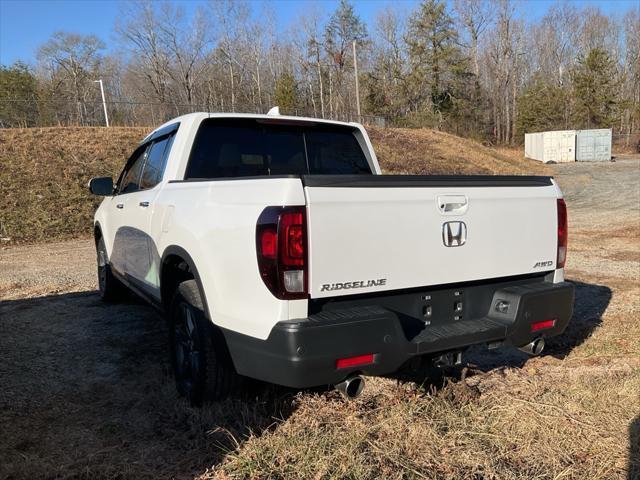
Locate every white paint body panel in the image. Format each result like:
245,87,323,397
95,112,565,341
152,178,307,339
305,183,561,298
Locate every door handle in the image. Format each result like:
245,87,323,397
139,201,150,207
116,203,124,209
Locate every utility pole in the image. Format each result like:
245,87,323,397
94,79,109,127
352,40,361,123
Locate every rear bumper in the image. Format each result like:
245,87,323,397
223,279,574,388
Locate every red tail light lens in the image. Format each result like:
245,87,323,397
557,199,568,268
287,226,304,259
260,228,277,259
256,206,308,299
280,211,304,266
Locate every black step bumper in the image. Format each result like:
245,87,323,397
222,280,575,388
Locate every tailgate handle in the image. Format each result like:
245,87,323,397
437,195,468,214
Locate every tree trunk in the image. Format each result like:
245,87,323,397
229,62,235,112
317,60,325,118
255,59,262,112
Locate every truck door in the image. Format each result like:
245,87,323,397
109,144,150,276
125,132,176,297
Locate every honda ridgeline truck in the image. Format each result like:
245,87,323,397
89,113,574,403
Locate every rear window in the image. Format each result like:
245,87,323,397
185,118,372,179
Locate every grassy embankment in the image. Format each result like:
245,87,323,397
0,126,547,244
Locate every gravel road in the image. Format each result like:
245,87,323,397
1,159,638,479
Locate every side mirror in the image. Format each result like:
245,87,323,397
88,177,114,196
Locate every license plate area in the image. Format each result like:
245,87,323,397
308,274,549,341
419,288,465,326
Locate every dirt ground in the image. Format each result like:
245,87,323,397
0,159,638,479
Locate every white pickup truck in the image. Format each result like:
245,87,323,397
89,113,574,404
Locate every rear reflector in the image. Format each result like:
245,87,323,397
531,319,556,332
336,354,375,370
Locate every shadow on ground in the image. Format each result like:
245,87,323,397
631,415,640,480
463,279,611,371
0,291,299,479
0,279,614,478
393,280,611,385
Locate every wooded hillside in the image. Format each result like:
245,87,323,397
1,0,638,147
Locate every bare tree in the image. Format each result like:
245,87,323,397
159,3,210,106
15,0,640,142
621,9,640,142
297,7,328,118
116,1,172,108
324,0,367,119
453,0,491,132
454,0,491,77
210,0,253,112
483,0,523,143
37,31,105,124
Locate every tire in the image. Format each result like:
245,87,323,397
168,279,239,405
96,237,127,302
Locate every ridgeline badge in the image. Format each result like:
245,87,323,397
320,278,387,292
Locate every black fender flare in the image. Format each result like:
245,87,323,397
160,245,212,322
93,221,103,245
161,245,237,369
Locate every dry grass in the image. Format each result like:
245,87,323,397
207,368,639,479
2,238,638,479
0,126,549,244
0,127,146,244
367,127,550,176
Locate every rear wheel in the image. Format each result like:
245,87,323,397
96,237,127,302
169,280,239,405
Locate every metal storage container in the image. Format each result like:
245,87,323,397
524,130,576,163
576,129,611,162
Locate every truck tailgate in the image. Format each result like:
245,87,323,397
303,175,559,299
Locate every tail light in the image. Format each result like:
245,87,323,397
557,198,568,269
256,206,308,299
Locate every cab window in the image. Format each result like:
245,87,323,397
117,145,149,194
140,133,175,190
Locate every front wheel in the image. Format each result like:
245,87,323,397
169,280,239,405
96,237,127,302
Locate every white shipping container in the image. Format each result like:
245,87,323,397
524,132,544,161
524,130,576,163
576,128,611,162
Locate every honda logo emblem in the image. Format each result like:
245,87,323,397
442,221,467,247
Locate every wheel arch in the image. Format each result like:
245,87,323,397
161,246,237,373
160,245,212,321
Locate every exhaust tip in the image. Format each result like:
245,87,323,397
519,337,545,356
334,374,365,399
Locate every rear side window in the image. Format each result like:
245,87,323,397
140,133,175,189
185,118,371,179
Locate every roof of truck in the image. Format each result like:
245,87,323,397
142,112,360,143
